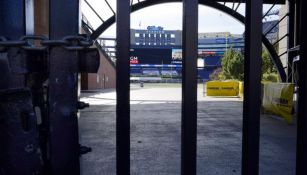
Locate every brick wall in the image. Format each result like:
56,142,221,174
81,48,116,90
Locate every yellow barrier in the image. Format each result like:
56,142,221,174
262,83,294,124
206,81,240,96
239,82,244,98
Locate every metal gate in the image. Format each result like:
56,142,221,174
0,0,307,175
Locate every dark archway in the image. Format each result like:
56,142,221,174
89,0,287,81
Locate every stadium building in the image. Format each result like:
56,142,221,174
130,26,244,81
82,21,278,89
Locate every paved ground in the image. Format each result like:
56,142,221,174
79,84,296,175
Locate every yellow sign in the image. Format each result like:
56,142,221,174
206,81,240,96
262,83,294,124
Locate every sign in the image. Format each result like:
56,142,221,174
130,56,139,64
206,81,240,96
262,83,294,124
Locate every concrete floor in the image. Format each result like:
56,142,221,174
79,84,296,175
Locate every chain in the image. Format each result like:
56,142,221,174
20,35,48,51
62,35,93,50
0,35,93,51
0,36,27,52
41,35,93,50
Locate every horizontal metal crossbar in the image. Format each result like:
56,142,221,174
217,0,284,3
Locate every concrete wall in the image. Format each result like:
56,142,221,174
279,3,289,69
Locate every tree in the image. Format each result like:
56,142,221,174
210,48,279,82
262,49,279,82
221,49,244,81
262,49,276,74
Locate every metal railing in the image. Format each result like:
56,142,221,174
81,14,117,66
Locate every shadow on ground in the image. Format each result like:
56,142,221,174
79,91,296,175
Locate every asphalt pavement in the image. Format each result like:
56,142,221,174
79,84,296,175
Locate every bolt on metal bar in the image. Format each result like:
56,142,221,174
116,0,131,174
296,0,307,173
105,0,116,15
84,0,105,22
242,0,262,174
262,4,275,19
264,13,288,36
181,0,198,174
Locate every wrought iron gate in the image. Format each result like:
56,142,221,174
0,0,307,175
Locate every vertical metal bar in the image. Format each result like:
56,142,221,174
295,0,301,46
287,0,295,82
0,1,42,174
296,0,307,174
116,0,130,174
242,0,262,175
0,0,26,88
181,0,198,174
0,1,25,40
48,0,80,174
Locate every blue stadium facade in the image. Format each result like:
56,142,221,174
130,26,244,81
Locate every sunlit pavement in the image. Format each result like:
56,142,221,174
79,84,296,175
80,83,242,105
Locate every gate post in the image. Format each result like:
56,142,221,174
0,1,43,174
296,0,307,174
48,0,81,174
242,0,263,174
181,0,198,174
116,0,131,174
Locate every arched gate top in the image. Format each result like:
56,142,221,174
87,0,287,81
